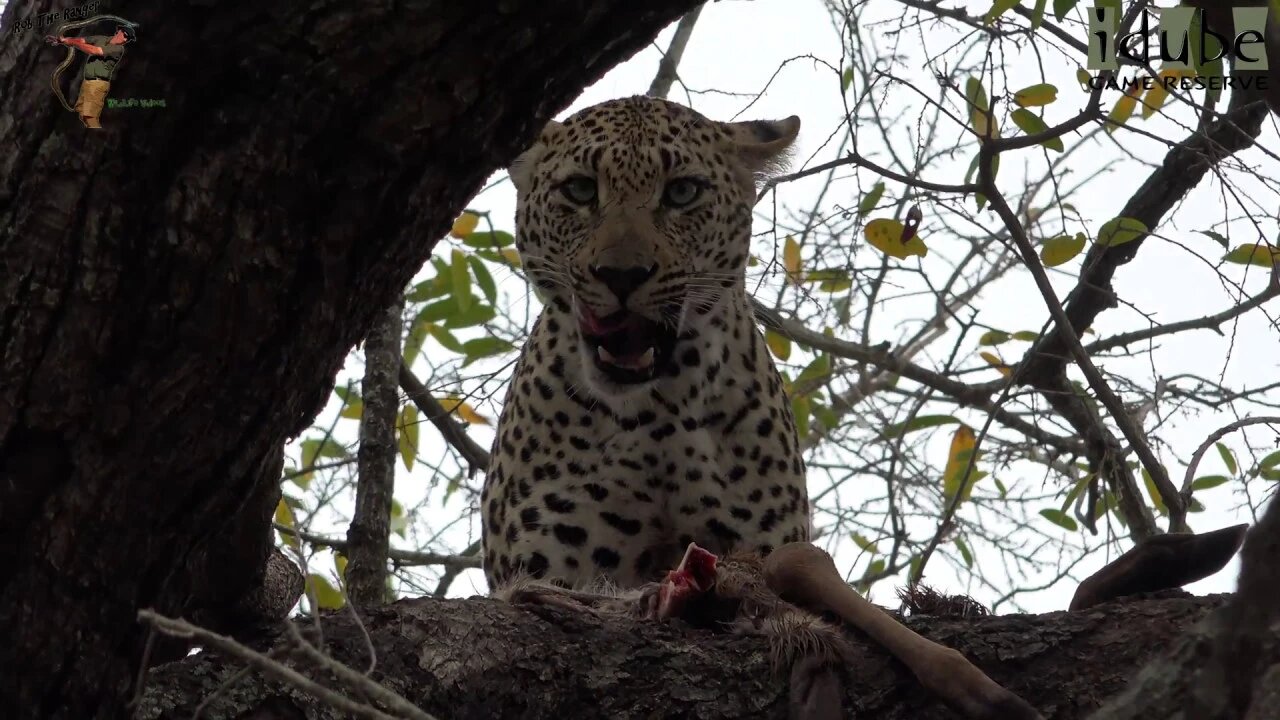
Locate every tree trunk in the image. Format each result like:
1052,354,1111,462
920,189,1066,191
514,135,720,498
134,593,1232,719
346,301,403,607
0,2,700,717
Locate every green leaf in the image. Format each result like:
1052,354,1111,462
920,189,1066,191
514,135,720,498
462,230,515,249
1010,109,1063,152
984,0,1022,24
858,182,885,217
1199,230,1230,250
1041,233,1086,266
994,477,1008,498
415,298,457,325
884,414,961,437
1040,508,1079,531
389,499,408,538
450,249,472,313
1030,0,1048,29
1261,468,1280,482
765,329,792,361
979,330,1011,346
467,255,498,304
398,404,418,471
444,304,496,329
403,320,428,367
443,472,463,504
1061,473,1092,512
406,275,451,302
1191,475,1230,491
1014,83,1058,108
1053,0,1079,21
462,337,514,365
301,438,346,470
1260,450,1280,470
841,67,855,93
792,395,811,438
426,323,465,353
812,403,839,432
1142,467,1168,515
851,532,879,554
306,574,346,610
955,536,974,568
795,354,832,387
1216,442,1237,475
1096,217,1148,248
1223,243,1279,267
1012,330,1040,341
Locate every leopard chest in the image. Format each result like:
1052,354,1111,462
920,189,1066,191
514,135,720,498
483,385,809,590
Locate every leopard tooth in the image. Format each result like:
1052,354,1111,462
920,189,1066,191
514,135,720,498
597,346,619,365
636,346,655,368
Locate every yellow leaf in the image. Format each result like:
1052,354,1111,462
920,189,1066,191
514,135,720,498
979,351,1012,378
1040,233,1086,267
1096,217,1148,248
306,573,346,610
863,218,928,259
1076,68,1092,89
965,77,998,139
398,404,418,471
274,499,299,550
1224,242,1280,267
1106,81,1142,132
783,235,803,283
1141,79,1170,119
942,425,983,503
1014,82,1058,107
335,553,348,581
450,212,480,239
438,396,492,425
499,248,522,267
765,329,792,361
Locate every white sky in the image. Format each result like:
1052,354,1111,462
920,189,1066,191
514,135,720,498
4,0,1277,614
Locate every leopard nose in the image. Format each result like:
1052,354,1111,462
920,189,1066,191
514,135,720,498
590,263,657,302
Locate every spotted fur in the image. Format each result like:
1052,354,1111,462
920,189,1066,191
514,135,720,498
482,96,808,590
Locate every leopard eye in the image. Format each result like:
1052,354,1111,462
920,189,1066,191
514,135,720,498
560,176,597,205
662,178,703,208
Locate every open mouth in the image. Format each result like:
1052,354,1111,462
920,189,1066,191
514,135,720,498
576,304,678,384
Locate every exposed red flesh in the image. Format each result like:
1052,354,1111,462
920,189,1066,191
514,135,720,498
655,543,719,619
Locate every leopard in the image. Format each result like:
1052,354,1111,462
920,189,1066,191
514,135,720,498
481,95,808,592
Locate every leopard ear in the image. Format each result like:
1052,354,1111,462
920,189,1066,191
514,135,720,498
722,116,801,176
509,120,566,194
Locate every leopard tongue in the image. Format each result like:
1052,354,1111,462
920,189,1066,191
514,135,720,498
597,345,655,370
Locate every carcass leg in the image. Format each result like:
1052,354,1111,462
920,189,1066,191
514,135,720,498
763,542,1043,720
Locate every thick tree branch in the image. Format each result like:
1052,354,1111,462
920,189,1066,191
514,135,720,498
752,300,1085,454
398,364,491,474
648,5,703,99
137,591,1236,720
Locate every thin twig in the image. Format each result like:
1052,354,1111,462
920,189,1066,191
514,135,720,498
274,523,481,571
1174,416,1280,531
137,610,435,720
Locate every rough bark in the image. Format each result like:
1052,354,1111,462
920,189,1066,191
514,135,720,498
0,1,700,717
346,301,403,607
135,592,1232,720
